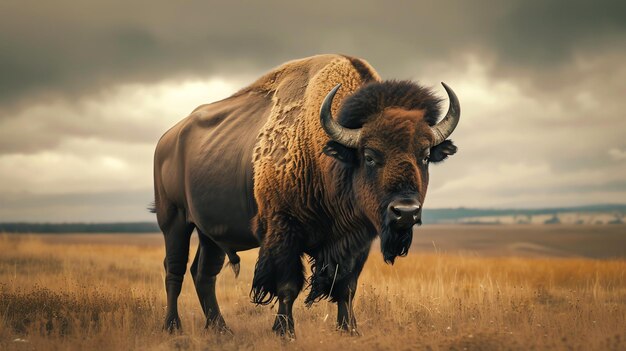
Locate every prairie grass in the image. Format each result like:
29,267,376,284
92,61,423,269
0,233,624,350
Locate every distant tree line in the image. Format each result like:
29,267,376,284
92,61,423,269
423,204,626,223
0,222,159,233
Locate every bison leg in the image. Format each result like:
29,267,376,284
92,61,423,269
332,250,369,335
335,283,359,335
272,281,300,338
254,246,303,338
160,208,194,333
190,232,230,333
251,218,305,338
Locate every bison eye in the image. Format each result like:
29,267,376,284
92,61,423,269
421,151,430,165
363,149,381,167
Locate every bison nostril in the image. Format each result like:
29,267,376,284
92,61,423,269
393,204,420,215
390,206,402,217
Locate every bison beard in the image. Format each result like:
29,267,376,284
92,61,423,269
380,224,413,264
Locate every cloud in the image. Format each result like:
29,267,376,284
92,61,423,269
490,1,626,66
609,148,626,161
429,160,626,207
2,53,624,221
0,77,244,154
1,0,624,106
0,77,245,222
424,56,626,208
0,139,152,194
1,0,625,221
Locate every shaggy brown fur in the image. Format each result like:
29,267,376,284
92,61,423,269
338,80,443,128
152,54,458,337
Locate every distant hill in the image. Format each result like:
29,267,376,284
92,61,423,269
0,204,624,233
422,204,626,224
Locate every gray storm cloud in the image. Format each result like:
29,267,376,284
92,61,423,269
0,0,624,221
1,0,624,104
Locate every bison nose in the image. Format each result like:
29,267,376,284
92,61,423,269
388,199,421,227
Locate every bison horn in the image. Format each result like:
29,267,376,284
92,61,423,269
430,82,461,146
320,84,362,148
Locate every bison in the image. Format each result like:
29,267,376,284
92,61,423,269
152,54,460,337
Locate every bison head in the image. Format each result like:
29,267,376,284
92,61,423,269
320,81,460,264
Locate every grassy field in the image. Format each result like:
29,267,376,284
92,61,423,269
1,226,625,350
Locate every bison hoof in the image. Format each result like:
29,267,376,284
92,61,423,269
164,315,182,334
274,329,296,341
218,326,234,336
337,325,360,336
272,327,296,339
206,321,233,335
272,320,295,339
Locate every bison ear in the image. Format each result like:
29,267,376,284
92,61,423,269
430,140,457,163
323,141,357,165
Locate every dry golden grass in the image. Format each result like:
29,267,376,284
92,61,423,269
1,232,625,350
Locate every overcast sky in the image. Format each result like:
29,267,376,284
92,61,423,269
1,0,625,222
